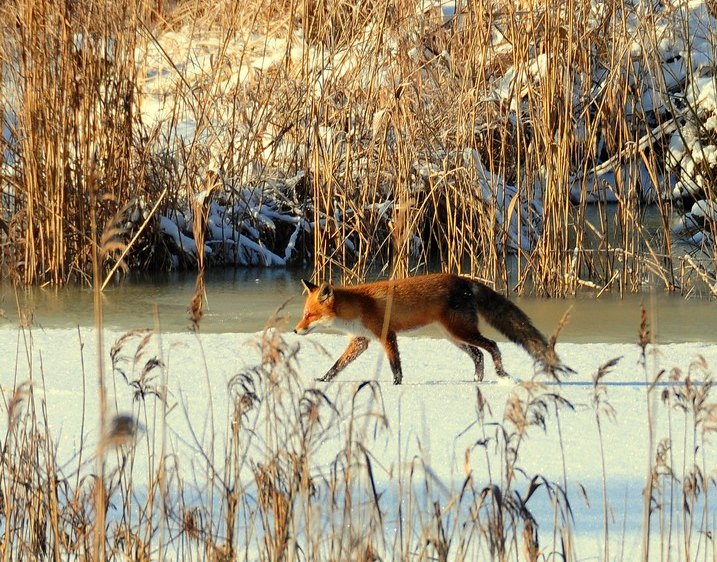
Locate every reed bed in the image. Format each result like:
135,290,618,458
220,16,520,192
1,0,716,295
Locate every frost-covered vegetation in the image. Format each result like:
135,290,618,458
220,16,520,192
1,0,716,294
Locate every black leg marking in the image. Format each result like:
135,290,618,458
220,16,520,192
444,320,510,379
466,334,508,378
459,344,485,382
318,337,370,382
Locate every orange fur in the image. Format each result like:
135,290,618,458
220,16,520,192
294,273,569,384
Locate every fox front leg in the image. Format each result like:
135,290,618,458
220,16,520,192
317,336,370,382
380,330,403,385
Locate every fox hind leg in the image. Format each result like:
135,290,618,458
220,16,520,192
443,316,510,379
458,344,485,382
464,335,509,378
318,336,369,382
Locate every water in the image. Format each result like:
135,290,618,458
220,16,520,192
0,268,715,343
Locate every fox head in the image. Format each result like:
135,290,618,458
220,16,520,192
294,279,335,335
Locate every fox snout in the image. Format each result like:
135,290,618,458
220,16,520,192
293,319,315,335
295,313,331,335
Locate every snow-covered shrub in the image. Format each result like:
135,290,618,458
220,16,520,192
668,76,717,250
157,172,311,268
645,0,717,253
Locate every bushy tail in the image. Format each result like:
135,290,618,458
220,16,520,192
471,281,573,376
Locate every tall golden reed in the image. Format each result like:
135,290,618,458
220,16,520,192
0,0,713,296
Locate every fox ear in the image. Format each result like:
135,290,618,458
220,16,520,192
317,281,334,303
301,279,318,294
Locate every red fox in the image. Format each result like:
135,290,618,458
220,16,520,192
294,273,571,384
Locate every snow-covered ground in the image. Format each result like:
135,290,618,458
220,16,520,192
3,323,715,559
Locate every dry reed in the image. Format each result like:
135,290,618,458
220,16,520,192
0,0,715,295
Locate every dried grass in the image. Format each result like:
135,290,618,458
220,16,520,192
0,0,714,294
